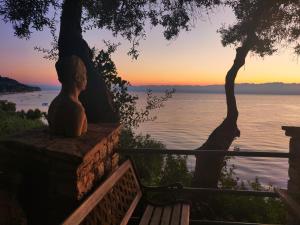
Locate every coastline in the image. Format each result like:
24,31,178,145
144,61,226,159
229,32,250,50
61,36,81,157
0,89,41,96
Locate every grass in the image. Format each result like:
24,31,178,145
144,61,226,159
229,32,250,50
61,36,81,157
0,103,44,138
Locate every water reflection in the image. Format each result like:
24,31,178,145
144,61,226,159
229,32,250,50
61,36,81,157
1,91,295,187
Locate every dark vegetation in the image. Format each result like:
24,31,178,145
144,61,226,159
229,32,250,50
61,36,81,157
92,43,175,129
120,130,286,224
0,76,40,93
0,100,44,138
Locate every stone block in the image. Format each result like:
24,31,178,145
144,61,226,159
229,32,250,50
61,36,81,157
112,153,120,170
0,123,121,225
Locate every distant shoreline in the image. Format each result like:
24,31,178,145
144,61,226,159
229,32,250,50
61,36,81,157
0,75,41,94
128,91,300,96
2,89,300,97
127,83,300,95
3,81,300,96
0,89,41,96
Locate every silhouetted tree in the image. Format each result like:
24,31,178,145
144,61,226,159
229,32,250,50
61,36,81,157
193,0,294,187
92,43,175,128
0,0,219,123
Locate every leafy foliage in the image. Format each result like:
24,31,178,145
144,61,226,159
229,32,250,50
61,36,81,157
220,0,300,57
119,128,286,224
34,22,59,61
119,128,165,185
92,42,175,128
17,109,46,120
0,100,44,138
0,100,16,112
160,155,192,186
148,0,220,40
82,0,220,42
3,0,300,58
204,159,286,224
0,0,59,38
119,128,192,186
281,1,300,55
0,100,45,120
1,0,220,57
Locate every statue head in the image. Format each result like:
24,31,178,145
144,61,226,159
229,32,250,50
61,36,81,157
56,55,87,92
48,55,88,137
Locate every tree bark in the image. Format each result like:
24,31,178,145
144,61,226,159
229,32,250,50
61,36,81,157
58,0,119,123
193,42,251,188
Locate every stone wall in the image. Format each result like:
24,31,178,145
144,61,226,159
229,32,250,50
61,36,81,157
0,123,121,225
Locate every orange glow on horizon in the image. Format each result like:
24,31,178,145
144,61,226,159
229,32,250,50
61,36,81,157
5,69,300,87
5,71,58,86
130,81,223,86
1,7,300,88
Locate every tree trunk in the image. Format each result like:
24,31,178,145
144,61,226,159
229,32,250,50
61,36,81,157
58,0,119,123
193,43,250,188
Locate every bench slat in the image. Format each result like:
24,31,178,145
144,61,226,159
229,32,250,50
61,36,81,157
150,207,163,225
180,204,190,225
139,205,154,225
160,206,172,225
170,204,182,225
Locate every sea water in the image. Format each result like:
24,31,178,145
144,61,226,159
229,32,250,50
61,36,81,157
2,90,298,188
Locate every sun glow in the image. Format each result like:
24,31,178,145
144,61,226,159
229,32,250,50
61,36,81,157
0,8,299,87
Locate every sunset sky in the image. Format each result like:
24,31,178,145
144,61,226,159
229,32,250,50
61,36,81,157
0,8,299,86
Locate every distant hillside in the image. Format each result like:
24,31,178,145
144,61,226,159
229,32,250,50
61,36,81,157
0,76,41,93
129,83,300,95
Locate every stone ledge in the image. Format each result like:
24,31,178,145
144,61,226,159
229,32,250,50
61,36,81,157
282,126,300,138
0,123,121,164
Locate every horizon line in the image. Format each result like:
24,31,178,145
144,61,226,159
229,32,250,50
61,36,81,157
30,81,300,88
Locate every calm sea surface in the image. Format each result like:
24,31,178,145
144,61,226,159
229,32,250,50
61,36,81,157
2,90,299,188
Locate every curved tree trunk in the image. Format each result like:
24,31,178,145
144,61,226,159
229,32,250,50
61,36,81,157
58,0,119,123
193,43,251,188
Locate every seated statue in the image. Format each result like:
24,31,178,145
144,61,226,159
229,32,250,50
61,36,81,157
48,55,88,137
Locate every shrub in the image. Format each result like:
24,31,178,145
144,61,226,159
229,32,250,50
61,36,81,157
0,101,44,138
0,100,16,112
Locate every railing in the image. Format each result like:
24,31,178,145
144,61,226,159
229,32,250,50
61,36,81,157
119,146,300,225
120,148,290,158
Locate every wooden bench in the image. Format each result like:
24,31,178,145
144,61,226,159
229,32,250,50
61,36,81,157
62,160,190,225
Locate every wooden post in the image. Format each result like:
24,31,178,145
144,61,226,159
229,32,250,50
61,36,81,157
282,126,300,225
